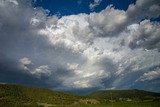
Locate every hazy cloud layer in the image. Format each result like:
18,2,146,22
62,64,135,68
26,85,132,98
0,0,160,93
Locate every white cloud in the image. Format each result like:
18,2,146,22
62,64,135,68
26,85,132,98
0,0,18,6
88,6,127,36
72,80,92,88
19,57,32,70
127,0,160,20
89,0,102,10
138,69,160,81
125,20,160,50
67,63,79,70
19,57,52,78
37,2,160,90
30,18,40,26
31,65,51,78
19,57,32,65
63,62,110,89
0,0,160,92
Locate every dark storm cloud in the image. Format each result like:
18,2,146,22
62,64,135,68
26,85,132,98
0,53,51,88
0,0,72,88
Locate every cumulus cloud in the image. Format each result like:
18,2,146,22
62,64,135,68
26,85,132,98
63,62,110,89
0,0,160,93
19,57,51,78
127,0,160,21
89,6,127,37
72,80,92,88
138,69,160,81
31,65,51,78
19,57,32,70
89,0,102,10
125,20,160,51
19,57,32,65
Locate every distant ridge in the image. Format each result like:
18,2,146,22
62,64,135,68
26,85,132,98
87,89,160,102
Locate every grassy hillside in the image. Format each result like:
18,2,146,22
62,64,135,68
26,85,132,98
0,84,160,107
0,84,83,106
88,89,160,103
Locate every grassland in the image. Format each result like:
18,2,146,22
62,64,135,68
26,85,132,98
0,84,160,107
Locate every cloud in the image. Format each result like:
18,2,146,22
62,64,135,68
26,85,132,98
0,0,54,87
89,0,102,10
125,20,160,51
72,80,92,88
19,57,51,78
137,69,160,81
19,57,32,70
0,0,160,93
19,57,32,65
88,6,127,37
31,65,51,78
62,61,110,89
0,0,18,5
127,0,160,21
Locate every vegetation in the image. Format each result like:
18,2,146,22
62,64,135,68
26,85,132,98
0,84,160,107
73,101,160,107
87,89,160,103
0,84,82,106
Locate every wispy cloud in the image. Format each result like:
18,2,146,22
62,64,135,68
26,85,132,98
89,0,102,10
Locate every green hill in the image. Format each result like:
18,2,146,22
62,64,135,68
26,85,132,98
0,84,160,107
88,89,160,103
0,84,83,107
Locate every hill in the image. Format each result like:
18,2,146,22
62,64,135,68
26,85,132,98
0,84,160,107
0,84,84,107
88,89,160,103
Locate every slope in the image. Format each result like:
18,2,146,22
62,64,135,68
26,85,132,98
88,89,160,102
0,84,82,106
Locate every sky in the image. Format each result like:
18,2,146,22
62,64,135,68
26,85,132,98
0,0,160,94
